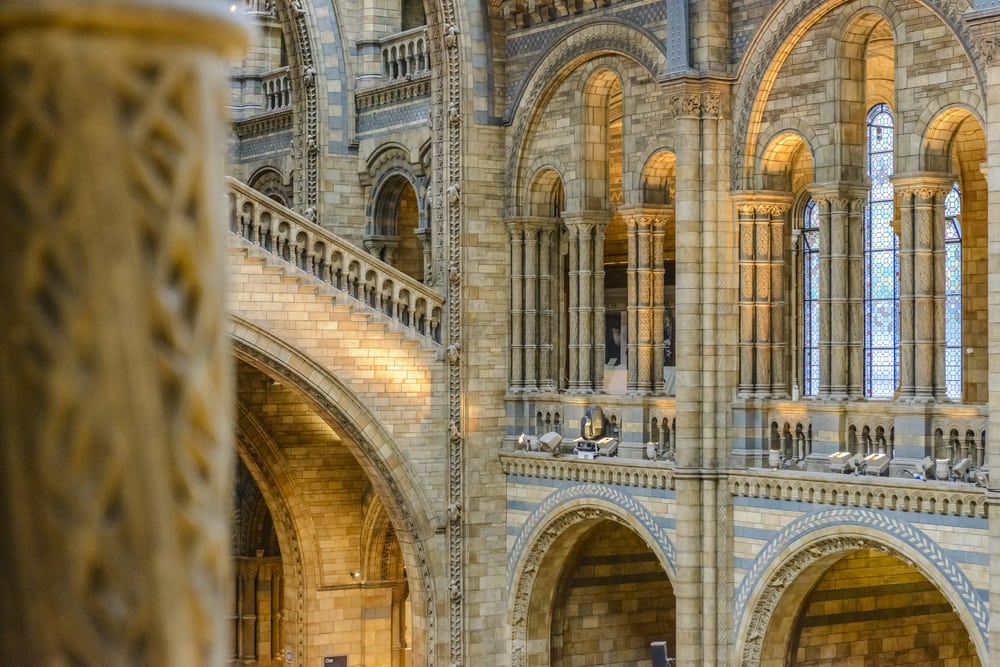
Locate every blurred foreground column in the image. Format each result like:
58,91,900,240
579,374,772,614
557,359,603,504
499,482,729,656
0,1,246,664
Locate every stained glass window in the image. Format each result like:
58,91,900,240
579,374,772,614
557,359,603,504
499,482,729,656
944,182,962,400
802,199,820,396
864,104,899,398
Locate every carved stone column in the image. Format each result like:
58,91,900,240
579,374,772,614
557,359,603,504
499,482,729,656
563,211,611,393
0,2,246,665
809,183,867,399
539,223,557,391
415,227,432,285
523,221,540,392
566,221,582,391
508,219,525,391
733,192,791,397
622,206,672,394
894,174,953,401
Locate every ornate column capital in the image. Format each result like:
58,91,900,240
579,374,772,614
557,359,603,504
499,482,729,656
892,172,955,201
731,191,793,217
618,204,674,230
561,209,613,231
965,8,1000,65
806,181,869,210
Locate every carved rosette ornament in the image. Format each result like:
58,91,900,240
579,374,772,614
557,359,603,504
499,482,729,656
0,2,246,665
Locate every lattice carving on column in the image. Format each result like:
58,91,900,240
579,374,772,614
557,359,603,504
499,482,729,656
0,17,239,664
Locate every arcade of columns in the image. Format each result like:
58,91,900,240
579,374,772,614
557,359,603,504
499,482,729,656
508,208,672,394
734,176,956,403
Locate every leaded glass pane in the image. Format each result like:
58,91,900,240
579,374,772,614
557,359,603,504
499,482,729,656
864,103,898,398
802,199,819,396
944,182,962,400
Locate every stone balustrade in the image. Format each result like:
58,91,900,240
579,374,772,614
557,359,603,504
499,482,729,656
242,0,275,16
765,399,987,481
381,27,430,82
261,66,291,112
506,393,677,461
729,469,986,518
228,177,444,342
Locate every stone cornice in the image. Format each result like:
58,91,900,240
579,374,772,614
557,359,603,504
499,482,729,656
729,469,987,518
499,452,675,491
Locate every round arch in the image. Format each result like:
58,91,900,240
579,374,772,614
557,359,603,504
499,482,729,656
508,485,677,667
504,22,666,216
734,507,988,666
639,149,677,206
756,128,816,193
228,316,441,665
731,0,985,189
525,165,566,218
919,101,985,173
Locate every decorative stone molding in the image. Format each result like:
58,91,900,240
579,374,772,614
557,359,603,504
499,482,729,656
666,91,722,118
234,107,294,138
276,0,320,214
356,74,432,111
729,470,987,518
500,452,675,489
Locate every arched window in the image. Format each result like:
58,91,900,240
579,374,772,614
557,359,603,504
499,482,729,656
944,182,962,400
863,103,898,398
802,199,820,396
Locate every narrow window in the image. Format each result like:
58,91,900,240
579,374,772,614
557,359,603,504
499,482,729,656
802,199,820,396
944,182,962,400
864,103,898,398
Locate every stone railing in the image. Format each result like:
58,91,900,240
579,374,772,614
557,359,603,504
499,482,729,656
233,106,292,139
729,469,987,518
764,399,988,482
500,452,674,490
505,393,677,461
261,66,291,112
227,177,444,342
242,0,275,16
382,27,430,82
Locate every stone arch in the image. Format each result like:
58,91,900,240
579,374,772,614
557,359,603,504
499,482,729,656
731,0,984,189
920,102,985,173
639,149,676,206
579,67,623,210
228,317,439,665
734,507,988,666
525,166,566,218
234,402,315,666
248,165,290,200
508,487,677,667
754,125,816,194
505,22,666,215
